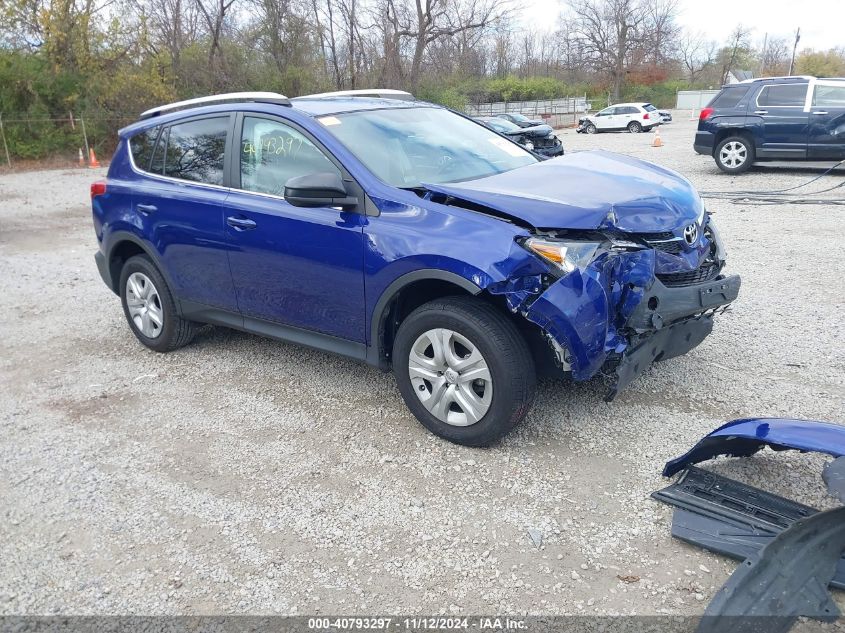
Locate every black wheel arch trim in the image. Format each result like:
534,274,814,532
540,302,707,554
366,269,483,370
103,231,180,310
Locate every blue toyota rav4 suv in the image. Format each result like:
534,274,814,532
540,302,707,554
92,90,741,446
695,76,845,173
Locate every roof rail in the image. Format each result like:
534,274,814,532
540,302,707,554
140,92,291,120
292,89,415,101
739,75,815,83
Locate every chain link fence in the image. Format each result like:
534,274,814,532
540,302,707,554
464,95,591,128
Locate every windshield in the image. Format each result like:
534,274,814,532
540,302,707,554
508,113,530,122
484,118,520,133
322,107,537,188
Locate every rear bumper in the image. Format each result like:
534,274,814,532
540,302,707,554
95,250,117,294
694,131,715,155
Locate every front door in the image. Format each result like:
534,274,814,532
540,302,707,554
808,82,845,159
594,107,617,130
132,114,239,311
753,82,809,158
224,114,367,342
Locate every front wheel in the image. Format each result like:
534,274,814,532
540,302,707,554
627,121,643,133
585,123,598,134
392,297,536,446
715,136,755,174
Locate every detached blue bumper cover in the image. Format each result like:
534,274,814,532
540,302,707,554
663,418,845,477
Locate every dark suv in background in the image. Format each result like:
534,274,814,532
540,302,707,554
695,76,845,173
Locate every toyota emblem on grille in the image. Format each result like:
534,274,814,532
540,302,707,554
683,223,698,245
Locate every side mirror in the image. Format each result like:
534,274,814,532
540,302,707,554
284,172,358,209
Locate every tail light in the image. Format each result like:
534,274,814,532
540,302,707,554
643,113,650,120
699,107,714,121
90,180,107,199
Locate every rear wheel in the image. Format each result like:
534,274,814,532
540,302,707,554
119,255,197,352
715,135,754,174
392,297,536,446
627,121,643,133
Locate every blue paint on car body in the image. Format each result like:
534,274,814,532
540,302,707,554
664,418,845,477
95,95,740,398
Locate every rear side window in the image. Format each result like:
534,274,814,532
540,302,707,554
161,117,229,185
643,104,657,111
709,86,751,108
757,84,808,107
813,85,845,107
129,126,160,171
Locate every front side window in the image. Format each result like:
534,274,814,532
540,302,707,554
322,107,537,188
240,116,340,196
813,84,845,108
161,117,228,185
129,126,160,171
757,84,808,107
597,107,614,116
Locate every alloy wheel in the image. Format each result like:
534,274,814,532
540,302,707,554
719,141,748,169
125,272,164,338
408,328,492,426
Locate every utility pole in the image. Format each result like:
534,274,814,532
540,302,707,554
759,33,768,76
789,27,801,76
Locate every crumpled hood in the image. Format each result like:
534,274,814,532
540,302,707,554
423,150,704,232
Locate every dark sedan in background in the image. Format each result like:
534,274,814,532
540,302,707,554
496,112,545,128
478,116,564,157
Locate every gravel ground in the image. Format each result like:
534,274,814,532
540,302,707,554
1,113,844,617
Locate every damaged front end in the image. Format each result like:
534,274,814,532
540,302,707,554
487,215,741,399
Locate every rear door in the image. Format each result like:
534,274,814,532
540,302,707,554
808,81,845,159
753,83,810,158
131,114,239,311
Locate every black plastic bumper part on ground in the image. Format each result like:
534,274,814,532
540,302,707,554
652,466,845,590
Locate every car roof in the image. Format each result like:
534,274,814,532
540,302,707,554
119,96,438,137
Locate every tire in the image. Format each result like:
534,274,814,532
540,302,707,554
392,296,536,447
715,135,754,174
627,121,643,133
119,254,197,352
585,123,597,134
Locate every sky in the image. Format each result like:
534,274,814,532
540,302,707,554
522,0,845,52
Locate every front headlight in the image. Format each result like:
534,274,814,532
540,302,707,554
524,237,600,274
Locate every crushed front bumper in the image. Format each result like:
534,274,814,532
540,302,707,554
515,249,740,397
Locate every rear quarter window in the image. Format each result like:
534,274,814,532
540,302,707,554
129,126,160,171
709,86,751,109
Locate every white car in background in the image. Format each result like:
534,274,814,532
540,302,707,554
579,102,662,134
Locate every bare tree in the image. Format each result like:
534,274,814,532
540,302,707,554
719,24,752,84
194,0,238,88
678,31,716,86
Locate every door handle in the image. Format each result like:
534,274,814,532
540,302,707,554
226,216,257,231
136,204,157,215
812,111,829,115
754,110,768,115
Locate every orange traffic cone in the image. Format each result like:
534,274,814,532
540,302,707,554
88,148,101,168
652,127,663,148
78,148,85,167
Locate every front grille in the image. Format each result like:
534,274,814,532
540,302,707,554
657,262,721,287
532,137,557,148
633,231,684,255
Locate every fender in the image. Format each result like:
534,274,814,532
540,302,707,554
366,269,482,369
102,230,179,306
